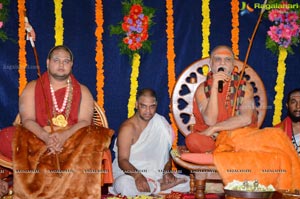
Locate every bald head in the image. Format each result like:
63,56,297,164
210,45,234,58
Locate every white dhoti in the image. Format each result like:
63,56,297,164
110,113,189,196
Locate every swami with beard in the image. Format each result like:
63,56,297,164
275,88,300,155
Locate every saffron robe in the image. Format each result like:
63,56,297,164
213,127,300,190
186,72,257,153
275,117,300,155
275,117,293,140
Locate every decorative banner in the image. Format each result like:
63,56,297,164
95,0,105,107
272,47,287,125
231,0,239,58
166,0,178,149
54,0,64,45
18,0,27,95
201,0,210,76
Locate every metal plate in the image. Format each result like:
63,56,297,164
224,189,274,198
281,192,300,199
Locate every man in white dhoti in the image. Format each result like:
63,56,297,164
110,88,189,196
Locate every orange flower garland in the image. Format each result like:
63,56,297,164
95,0,105,107
18,0,27,95
231,0,239,58
166,0,178,150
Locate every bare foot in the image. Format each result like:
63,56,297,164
160,177,187,191
0,179,8,197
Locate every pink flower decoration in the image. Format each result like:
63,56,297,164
279,1,290,12
281,28,292,40
0,3,3,9
268,26,280,43
290,23,300,36
268,9,282,22
0,21,3,29
267,4,300,50
287,12,299,22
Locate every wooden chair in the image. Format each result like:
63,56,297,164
0,101,109,170
170,57,267,199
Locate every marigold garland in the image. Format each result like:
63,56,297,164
272,47,287,125
95,0,104,107
231,0,239,58
54,0,63,45
18,0,27,95
201,0,210,76
128,53,140,117
166,0,178,150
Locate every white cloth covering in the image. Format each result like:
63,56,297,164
110,113,189,196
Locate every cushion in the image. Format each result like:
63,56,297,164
180,152,214,165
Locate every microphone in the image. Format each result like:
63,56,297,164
218,67,224,93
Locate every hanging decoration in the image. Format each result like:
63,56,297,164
265,0,300,125
166,0,178,150
231,0,240,58
95,0,105,107
54,0,64,45
201,0,210,76
110,0,155,117
128,53,140,117
18,0,27,95
273,48,287,125
266,1,300,55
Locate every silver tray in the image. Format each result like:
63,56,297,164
224,189,275,198
281,192,300,199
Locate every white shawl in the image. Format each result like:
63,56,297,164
112,113,174,180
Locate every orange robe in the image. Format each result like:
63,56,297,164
213,127,300,190
186,72,257,153
275,117,293,139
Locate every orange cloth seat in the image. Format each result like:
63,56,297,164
214,127,300,190
180,152,214,165
185,133,216,153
